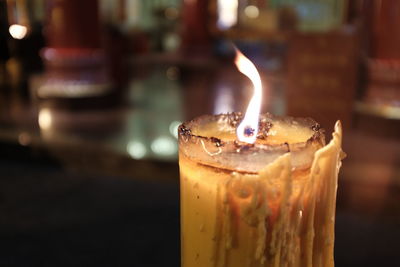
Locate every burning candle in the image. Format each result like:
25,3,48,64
178,49,344,267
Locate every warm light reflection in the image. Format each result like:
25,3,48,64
127,140,147,159
9,24,27,40
234,47,262,144
151,136,177,157
169,121,181,139
38,108,52,130
214,86,235,114
217,0,238,29
244,5,259,19
18,132,31,146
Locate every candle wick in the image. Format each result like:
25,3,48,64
244,126,255,137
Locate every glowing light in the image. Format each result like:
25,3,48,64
18,132,31,146
244,5,259,19
169,121,181,139
234,47,262,144
9,24,27,40
151,136,177,157
217,0,238,29
214,86,234,114
38,108,52,130
127,141,147,159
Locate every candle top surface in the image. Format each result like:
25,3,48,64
191,114,318,146
179,113,325,172
185,113,323,146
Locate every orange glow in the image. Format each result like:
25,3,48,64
38,108,52,130
234,47,262,143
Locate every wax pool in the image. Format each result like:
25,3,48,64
178,113,343,267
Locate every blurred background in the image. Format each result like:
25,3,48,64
0,0,399,266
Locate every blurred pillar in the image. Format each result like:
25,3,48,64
46,0,100,49
286,31,359,134
0,1,10,89
368,0,400,59
181,0,212,55
39,0,112,99
362,0,400,109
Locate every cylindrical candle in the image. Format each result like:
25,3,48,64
179,113,343,267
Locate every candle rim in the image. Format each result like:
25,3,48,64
178,112,325,153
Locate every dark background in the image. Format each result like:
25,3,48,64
1,0,400,266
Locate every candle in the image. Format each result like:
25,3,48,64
178,49,344,267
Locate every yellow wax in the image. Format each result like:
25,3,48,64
179,121,343,267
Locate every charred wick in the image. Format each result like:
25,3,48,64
210,137,223,147
244,127,255,137
311,123,321,132
179,124,192,136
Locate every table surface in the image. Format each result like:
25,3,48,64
0,59,399,266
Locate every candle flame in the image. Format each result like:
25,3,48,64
234,47,262,144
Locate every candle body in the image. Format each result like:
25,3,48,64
179,117,342,267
